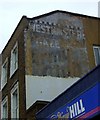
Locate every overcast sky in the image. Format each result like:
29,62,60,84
0,0,99,53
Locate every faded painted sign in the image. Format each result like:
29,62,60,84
29,19,85,41
24,12,89,77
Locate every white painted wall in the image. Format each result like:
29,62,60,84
25,75,79,109
98,1,100,17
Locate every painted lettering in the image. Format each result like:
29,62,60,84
80,99,85,112
74,103,78,116
50,99,85,119
69,99,85,118
69,105,75,118
29,20,85,41
76,101,81,114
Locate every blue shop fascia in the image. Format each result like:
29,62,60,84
36,65,100,120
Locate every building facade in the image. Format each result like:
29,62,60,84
36,65,100,119
0,10,100,119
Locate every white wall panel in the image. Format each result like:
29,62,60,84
25,75,79,109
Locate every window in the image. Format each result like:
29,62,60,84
11,82,19,118
1,96,8,119
93,46,100,65
10,42,18,77
1,58,8,88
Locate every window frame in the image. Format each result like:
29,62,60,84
11,82,19,118
1,58,8,89
93,46,100,66
1,96,8,119
10,42,18,77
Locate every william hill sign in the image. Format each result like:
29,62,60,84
50,99,85,119
48,83,100,119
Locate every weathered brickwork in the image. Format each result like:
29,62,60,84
25,13,89,77
1,11,100,119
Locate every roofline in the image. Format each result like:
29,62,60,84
27,10,100,20
1,16,28,54
1,10,100,54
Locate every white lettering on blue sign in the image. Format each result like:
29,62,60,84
50,99,85,119
69,99,85,118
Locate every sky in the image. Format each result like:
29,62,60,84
0,0,99,53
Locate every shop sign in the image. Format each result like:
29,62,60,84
48,83,100,119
